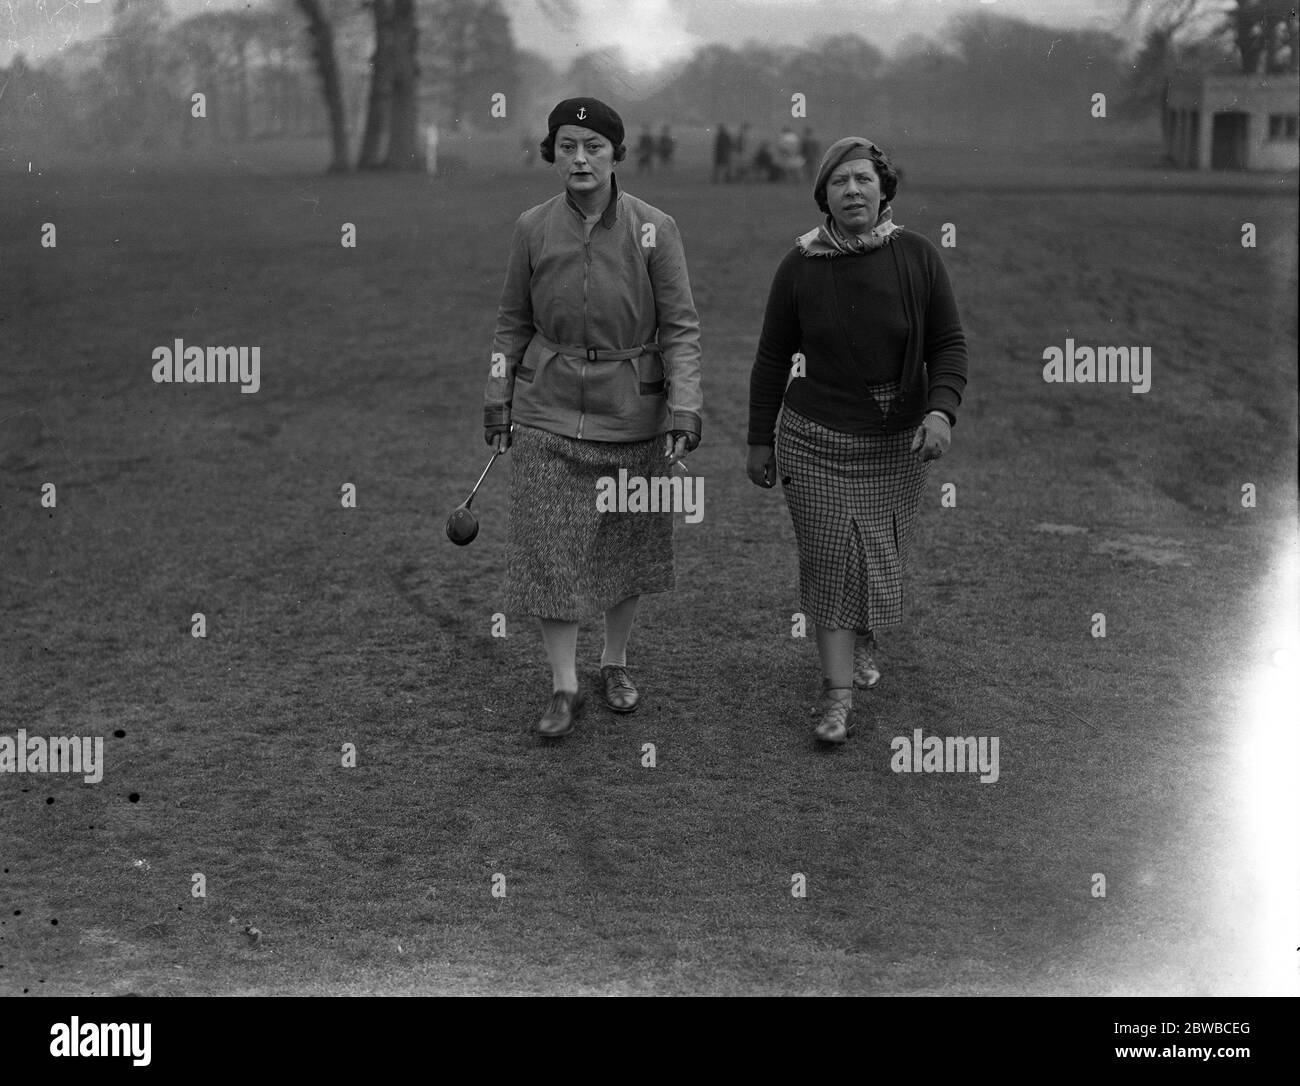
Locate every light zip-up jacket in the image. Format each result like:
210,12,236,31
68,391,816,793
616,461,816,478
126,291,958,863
483,175,703,443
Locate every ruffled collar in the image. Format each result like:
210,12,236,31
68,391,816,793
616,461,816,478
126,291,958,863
796,206,901,258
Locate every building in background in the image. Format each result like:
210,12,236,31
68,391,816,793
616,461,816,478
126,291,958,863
1165,73,1299,171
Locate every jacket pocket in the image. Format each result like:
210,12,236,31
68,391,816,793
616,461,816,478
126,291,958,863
516,353,540,383
516,341,557,384
634,350,666,396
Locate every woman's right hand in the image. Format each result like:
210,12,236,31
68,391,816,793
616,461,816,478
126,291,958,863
485,425,512,452
746,444,776,488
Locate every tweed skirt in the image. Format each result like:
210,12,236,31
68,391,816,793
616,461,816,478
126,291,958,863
506,424,674,619
775,384,927,632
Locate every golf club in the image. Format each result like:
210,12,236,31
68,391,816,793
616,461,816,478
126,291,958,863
446,431,510,545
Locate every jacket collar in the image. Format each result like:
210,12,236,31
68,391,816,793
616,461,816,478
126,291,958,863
565,173,620,228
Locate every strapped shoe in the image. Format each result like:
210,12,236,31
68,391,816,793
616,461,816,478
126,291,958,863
537,689,585,738
813,688,853,744
809,677,832,718
853,643,881,689
600,664,640,713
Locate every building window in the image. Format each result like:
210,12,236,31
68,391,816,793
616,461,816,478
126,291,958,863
1267,113,1298,140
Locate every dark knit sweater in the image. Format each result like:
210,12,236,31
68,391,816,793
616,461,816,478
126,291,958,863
747,230,968,445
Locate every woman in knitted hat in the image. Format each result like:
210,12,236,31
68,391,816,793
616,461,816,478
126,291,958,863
482,97,704,739
746,137,969,744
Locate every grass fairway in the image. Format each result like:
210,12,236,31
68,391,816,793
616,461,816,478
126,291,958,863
1,137,1296,995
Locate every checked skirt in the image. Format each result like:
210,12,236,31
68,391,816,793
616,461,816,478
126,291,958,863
775,383,927,632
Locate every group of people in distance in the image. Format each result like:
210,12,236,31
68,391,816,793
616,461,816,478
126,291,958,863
714,122,820,183
481,97,968,745
635,124,676,174
524,124,676,173
522,121,819,182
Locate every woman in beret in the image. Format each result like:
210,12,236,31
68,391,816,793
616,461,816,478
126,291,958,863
747,137,968,744
483,97,704,739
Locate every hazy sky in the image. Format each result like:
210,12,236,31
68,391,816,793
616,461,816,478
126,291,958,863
2,0,1126,68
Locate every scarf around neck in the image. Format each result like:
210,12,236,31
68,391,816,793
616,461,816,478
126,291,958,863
795,205,901,258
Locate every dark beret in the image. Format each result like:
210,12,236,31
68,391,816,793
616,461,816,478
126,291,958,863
547,97,624,147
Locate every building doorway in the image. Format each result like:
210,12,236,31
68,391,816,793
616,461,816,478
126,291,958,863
1211,111,1249,169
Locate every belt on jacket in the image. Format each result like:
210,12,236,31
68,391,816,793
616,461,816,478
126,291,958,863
532,331,661,362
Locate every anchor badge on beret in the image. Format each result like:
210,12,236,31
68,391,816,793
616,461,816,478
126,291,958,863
576,107,588,120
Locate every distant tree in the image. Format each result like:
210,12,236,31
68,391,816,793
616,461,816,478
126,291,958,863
1123,0,1298,74
468,0,517,120
735,41,785,86
98,0,181,147
798,33,886,82
781,34,885,130
1125,17,1235,126
172,10,265,142
942,10,1128,131
225,12,257,140
422,0,519,130
528,0,576,127
353,0,421,169
425,0,474,129
172,16,225,142
1228,0,1298,72
0,52,71,151
294,0,350,171
385,0,421,169
946,10,1058,85
513,48,561,124
1121,0,1223,45
639,43,788,124
358,0,396,167
248,8,313,138
566,46,636,100
889,33,949,70
30,41,107,147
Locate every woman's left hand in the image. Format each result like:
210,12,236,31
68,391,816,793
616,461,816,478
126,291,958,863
664,430,697,461
911,413,951,462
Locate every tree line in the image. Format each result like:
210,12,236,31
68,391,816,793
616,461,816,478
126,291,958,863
1,0,1293,171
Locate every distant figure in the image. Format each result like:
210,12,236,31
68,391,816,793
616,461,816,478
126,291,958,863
801,126,820,181
735,122,752,181
753,140,780,182
712,123,733,183
636,124,656,174
776,126,803,181
657,125,674,173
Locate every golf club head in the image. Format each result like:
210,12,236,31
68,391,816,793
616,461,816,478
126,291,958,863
446,505,479,546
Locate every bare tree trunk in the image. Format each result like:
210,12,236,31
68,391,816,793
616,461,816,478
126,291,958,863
358,0,396,169
1233,1,1263,72
294,0,350,172
386,0,421,170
